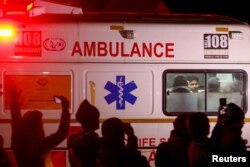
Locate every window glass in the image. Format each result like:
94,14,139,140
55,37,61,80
4,73,72,111
163,70,245,115
206,73,243,112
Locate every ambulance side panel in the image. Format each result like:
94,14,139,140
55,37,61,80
1,14,250,167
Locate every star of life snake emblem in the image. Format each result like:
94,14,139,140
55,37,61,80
104,75,138,110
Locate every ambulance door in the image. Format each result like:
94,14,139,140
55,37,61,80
1,66,74,167
1,66,73,147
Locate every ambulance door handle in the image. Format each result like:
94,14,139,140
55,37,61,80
89,81,96,106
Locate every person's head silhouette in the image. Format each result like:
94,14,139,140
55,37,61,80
75,99,100,131
21,110,44,139
102,117,125,142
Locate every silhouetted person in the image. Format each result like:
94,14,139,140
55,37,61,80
9,85,70,167
171,75,191,93
211,103,246,154
99,117,150,167
155,113,191,167
0,134,11,167
68,99,100,167
207,77,220,92
187,112,211,167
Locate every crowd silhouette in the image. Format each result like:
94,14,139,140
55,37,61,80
187,112,211,167
1,84,248,167
0,134,11,167
9,84,71,167
68,99,100,167
156,103,247,167
99,117,149,167
155,113,190,167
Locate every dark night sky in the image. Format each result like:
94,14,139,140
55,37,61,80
163,0,250,23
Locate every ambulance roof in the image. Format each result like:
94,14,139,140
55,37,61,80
1,12,250,64
12,13,246,25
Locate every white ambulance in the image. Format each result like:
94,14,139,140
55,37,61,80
1,1,250,166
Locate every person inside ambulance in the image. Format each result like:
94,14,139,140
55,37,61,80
171,75,191,93
206,76,222,111
207,76,220,92
9,84,71,167
187,75,204,93
167,75,200,112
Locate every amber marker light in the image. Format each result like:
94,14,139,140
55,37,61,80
26,3,33,11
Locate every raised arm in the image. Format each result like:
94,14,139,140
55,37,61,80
42,96,71,151
9,84,22,138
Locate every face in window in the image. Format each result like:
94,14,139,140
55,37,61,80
187,76,199,92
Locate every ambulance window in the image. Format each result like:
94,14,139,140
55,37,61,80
206,72,244,113
163,70,246,115
164,73,205,114
3,71,73,117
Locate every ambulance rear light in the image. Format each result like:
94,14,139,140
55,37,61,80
0,24,16,40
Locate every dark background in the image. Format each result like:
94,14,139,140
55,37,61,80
65,0,250,23
2,0,250,22
163,0,249,23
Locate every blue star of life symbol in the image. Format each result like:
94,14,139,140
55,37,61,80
104,75,138,110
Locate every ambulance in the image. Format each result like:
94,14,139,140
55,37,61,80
1,1,250,166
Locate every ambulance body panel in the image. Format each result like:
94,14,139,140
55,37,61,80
1,12,250,166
